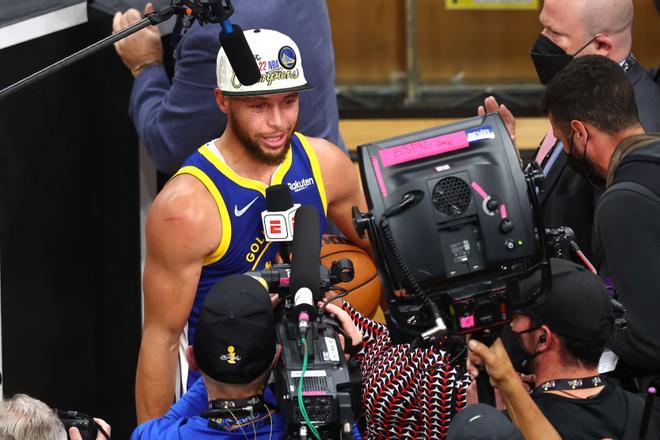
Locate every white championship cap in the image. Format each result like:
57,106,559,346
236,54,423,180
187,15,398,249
217,28,312,96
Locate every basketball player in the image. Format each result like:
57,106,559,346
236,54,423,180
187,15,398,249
137,29,368,422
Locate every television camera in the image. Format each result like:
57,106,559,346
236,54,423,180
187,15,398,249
247,205,361,439
352,113,556,346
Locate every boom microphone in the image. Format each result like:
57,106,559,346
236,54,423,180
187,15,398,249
266,185,294,263
219,22,261,86
290,206,321,333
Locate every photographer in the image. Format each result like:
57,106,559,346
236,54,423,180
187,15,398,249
458,340,560,440
468,258,657,438
132,274,363,439
542,55,660,388
0,393,111,440
131,275,287,439
327,298,559,439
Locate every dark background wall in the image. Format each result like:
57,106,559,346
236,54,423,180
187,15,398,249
0,7,141,439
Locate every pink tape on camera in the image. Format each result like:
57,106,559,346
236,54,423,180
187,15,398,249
378,131,469,167
460,315,475,329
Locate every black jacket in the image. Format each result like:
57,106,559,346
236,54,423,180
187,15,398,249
532,384,657,439
594,137,660,373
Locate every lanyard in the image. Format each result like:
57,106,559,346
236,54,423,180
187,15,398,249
534,375,604,393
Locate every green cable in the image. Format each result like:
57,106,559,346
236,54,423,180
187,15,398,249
297,336,322,440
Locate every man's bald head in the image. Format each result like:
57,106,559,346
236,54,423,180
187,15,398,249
580,0,633,37
540,0,633,61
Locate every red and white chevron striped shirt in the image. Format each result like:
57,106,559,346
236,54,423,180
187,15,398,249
341,302,471,439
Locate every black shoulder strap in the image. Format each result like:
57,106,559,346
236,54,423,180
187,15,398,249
606,179,660,206
620,388,655,440
611,145,660,199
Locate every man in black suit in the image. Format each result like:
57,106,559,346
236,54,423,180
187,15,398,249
479,0,660,259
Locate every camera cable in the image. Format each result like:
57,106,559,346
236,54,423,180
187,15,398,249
318,286,349,314
225,406,257,440
297,336,322,440
223,405,273,440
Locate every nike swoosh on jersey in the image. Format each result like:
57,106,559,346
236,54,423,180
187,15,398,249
234,196,259,217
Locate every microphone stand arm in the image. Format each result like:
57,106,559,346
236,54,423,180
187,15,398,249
0,7,179,98
0,0,239,99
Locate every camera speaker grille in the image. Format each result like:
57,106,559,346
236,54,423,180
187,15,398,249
432,176,471,217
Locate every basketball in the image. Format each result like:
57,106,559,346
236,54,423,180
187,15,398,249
320,235,381,318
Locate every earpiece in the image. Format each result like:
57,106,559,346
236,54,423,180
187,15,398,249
539,332,547,344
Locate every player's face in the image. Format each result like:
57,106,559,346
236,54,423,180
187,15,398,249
228,93,299,166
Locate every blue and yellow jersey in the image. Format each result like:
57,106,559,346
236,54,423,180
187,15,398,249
174,132,327,389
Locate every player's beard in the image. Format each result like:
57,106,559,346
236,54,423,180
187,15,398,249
233,118,295,166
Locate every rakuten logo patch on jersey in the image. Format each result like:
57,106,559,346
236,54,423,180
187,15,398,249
287,177,315,193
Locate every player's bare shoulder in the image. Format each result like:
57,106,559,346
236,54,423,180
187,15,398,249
305,136,354,180
146,174,221,256
306,136,349,163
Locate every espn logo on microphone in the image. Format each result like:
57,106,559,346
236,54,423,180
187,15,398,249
261,204,300,241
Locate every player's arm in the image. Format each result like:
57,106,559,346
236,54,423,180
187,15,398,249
309,137,370,251
136,175,220,422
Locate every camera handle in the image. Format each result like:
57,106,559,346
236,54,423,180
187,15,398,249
471,329,501,407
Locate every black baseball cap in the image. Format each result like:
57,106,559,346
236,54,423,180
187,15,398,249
447,404,524,440
517,258,614,341
193,274,276,384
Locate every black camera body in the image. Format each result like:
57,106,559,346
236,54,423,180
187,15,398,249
275,313,356,439
57,410,98,440
247,258,360,439
544,226,576,260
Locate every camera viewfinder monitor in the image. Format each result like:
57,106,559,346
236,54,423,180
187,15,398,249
357,113,539,334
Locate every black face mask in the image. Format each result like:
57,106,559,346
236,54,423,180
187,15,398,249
512,325,542,371
566,130,605,186
530,34,597,85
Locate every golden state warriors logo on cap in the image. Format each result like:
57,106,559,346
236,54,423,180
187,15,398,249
278,46,297,70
